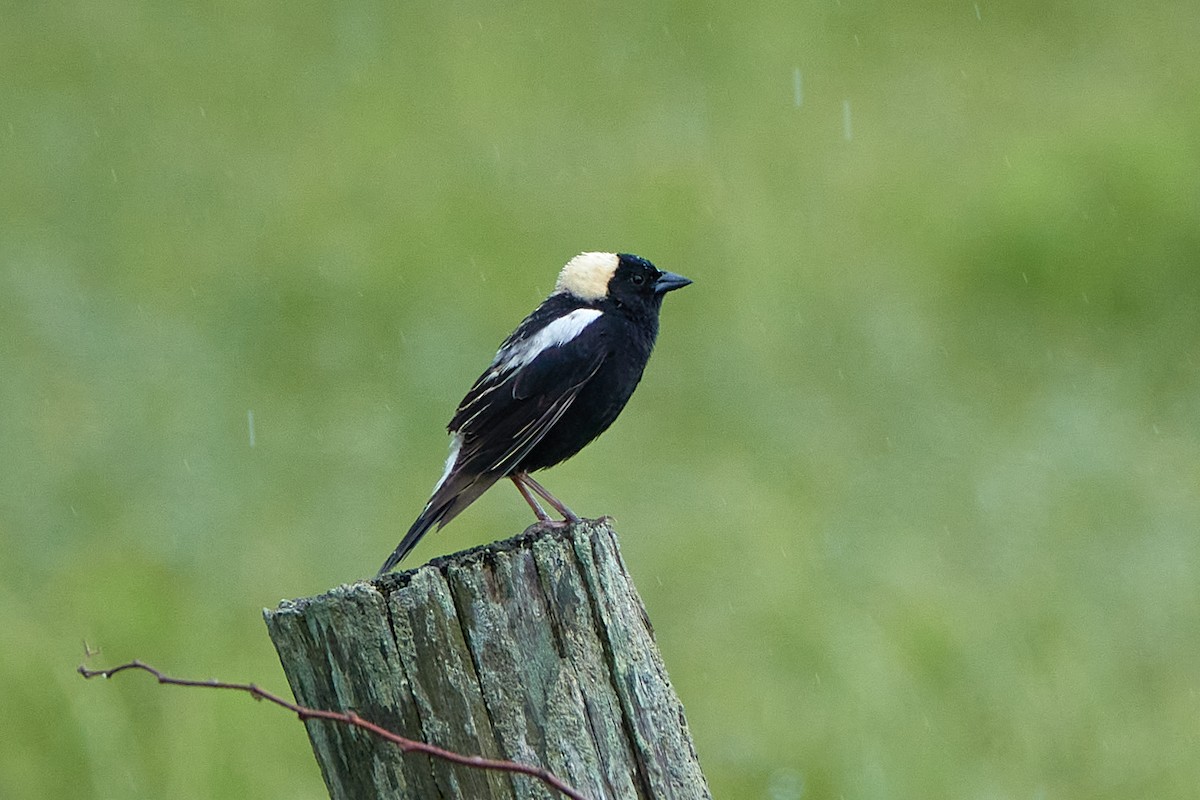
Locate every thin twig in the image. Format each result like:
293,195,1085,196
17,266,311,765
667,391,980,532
78,659,589,800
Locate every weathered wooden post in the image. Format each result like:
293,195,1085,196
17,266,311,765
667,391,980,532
264,519,711,800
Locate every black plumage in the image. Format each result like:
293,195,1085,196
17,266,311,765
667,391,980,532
377,252,690,574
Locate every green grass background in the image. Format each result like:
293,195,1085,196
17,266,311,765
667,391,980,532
3,2,1198,798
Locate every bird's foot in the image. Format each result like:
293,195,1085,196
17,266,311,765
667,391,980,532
521,517,580,536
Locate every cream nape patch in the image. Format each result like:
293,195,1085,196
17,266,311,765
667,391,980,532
553,252,619,301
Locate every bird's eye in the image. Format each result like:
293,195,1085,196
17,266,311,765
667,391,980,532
631,273,646,286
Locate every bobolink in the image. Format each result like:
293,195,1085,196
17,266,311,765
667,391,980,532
377,252,691,574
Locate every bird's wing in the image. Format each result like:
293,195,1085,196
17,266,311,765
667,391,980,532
450,339,607,477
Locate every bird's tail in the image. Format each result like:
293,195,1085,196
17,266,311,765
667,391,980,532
376,474,499,576
376,505,444,576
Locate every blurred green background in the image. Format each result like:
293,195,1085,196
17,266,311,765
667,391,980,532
3,1,1198,798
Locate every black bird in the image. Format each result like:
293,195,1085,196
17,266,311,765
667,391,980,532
378,252,691,574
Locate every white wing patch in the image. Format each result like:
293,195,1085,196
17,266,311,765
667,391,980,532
494,308,603,373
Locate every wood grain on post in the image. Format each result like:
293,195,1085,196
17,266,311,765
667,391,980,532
264,519,711,800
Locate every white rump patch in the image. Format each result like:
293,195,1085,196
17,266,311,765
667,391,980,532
554,252,619,301
496,308,603,372
431,431,464,495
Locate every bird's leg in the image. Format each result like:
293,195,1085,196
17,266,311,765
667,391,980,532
520,474,581,524
510,473,551,521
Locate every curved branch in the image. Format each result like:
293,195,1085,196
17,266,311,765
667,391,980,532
78,659,588,800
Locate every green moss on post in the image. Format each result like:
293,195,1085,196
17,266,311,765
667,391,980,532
264,519,711,800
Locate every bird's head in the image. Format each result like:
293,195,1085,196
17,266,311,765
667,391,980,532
554,252,691,314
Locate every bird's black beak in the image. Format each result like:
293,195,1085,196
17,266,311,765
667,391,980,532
654,271,692,294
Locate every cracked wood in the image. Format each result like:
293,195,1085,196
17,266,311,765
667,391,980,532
264,519,711,800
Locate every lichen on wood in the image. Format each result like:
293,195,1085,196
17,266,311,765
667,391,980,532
265,519,710,800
